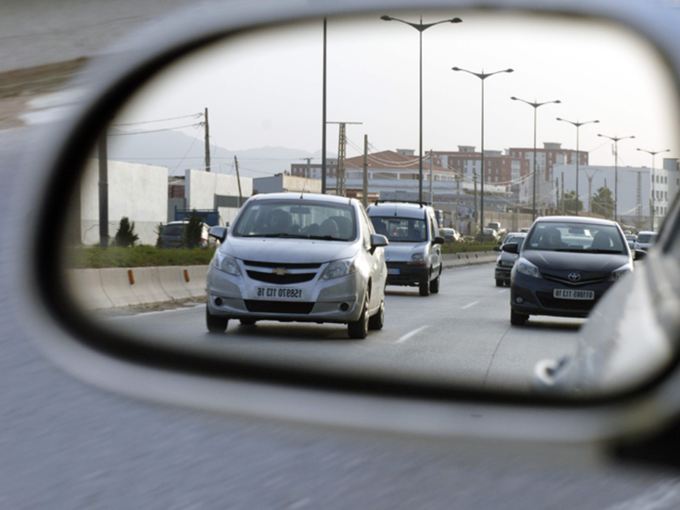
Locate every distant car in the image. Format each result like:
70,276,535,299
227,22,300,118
634,231,657,251
506,216,635,326
624,234,637,249
205,193,388,339
439,228,461,242
159,220,213,248
475,228,500,243
494,233,527,287
367,201,444,296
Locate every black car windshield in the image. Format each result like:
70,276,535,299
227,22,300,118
162,225,186,236
525,222,626,254
637,233,657,243
370,216,427,243
231,200,356,241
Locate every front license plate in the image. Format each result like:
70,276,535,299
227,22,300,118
256,287,303,300
553,289,595,300
387,268,401,275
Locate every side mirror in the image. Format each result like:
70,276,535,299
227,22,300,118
634,249,647,261
433,236,445,245
370,233,389,249
493,246,501,252
502,242,519,254
209,226,228,243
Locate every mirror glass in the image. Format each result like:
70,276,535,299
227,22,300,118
62,11,679,397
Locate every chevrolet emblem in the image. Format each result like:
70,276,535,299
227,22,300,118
272,268,290,276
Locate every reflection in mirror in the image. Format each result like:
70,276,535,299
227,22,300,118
62,11,679,397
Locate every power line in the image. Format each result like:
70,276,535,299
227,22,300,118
111,113,203,127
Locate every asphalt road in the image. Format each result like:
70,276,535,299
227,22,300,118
106,263,581,393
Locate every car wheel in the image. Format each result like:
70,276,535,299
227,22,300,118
348,291,370,339
368,298,385,331
239,318,256,326
495,279,503,287
510,308,528,326
206,306,228,333
430,273,440,294
419,279,431,297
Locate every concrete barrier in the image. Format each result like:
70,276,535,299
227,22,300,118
68,265,209,311
67,254,493,311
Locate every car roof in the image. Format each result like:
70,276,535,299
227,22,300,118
637,230,656,235
533,215,619,227
367,202,429,219
248,192,357,206
505,232,527,238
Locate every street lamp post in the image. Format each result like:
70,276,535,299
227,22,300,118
597,134,635,223
381,14,462,203
556,118,599,216
452,67,513,232
510,97,561,221
637,147,670,230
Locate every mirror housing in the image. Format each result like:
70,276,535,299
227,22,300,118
502,242,519,254
370,233,389,249
434,236,445,245
209,226,228,243
635,249,647,261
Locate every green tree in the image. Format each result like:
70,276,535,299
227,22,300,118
562,190,583,214
183,210,203,249
591,187,614,218
113,217,139,247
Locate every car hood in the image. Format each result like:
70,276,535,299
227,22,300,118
383,241,428,262
221,237,359,264
522,250,629,273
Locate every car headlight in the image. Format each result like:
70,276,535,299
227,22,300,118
321,258,358,280
516,258,541,278
213,252,241,276
610,262,633,282
407,252,427,265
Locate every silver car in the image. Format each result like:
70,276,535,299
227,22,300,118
634,231,657,251
205,193,388,339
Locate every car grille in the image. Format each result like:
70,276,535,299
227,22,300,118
246,271,316,284
243,260,322,269
536,291,600,311
542,274,607,286
244,300,315,314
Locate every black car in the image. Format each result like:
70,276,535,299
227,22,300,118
504,217,636,326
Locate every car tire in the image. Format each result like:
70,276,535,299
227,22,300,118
348,291,370,339
495,279,503,287
419,279,431,297
510,308,528,326
206,307,228,333
239,318,256,326
430,273,440,294
368,298,385,331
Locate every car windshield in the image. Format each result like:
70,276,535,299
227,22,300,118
637,233,657,243
370,216,427,243
231,200,356,241
162,225,186,236
505,236,525,248
525,222,625,254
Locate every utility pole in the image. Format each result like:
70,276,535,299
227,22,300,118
328,121,362,196
583,168,600,213
322,18,327,194
234,156,243,207
362,135,369,208
473,171,478,229
204,107,211,172
301,158,312,179
561,172,565,214
429,150,434,205
98,133,109,248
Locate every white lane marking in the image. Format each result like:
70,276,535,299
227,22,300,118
498,289,508,294
396,326,429,344
462,301,479,309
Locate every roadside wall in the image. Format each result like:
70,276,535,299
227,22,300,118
186,169,253,226
80,159,168,245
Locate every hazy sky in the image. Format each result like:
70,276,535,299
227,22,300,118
115,10,679,170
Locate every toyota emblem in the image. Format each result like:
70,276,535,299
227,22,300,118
568,272,581,282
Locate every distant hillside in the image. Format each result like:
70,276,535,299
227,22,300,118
106,129,333,178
